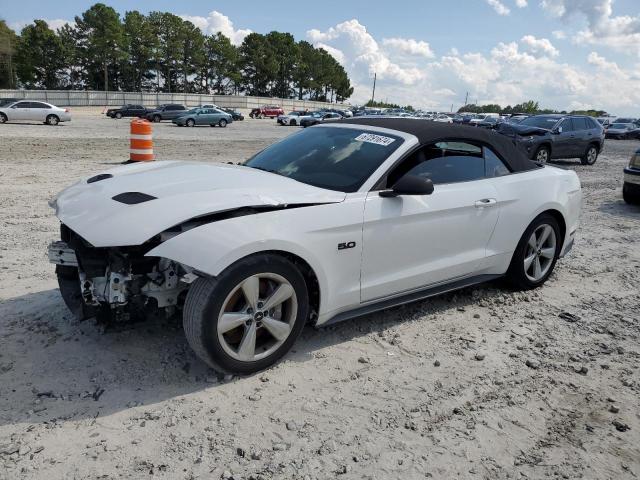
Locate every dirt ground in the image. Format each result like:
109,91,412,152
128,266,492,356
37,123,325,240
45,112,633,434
0,110,639,480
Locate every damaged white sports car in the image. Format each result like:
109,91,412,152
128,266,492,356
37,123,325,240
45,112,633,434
48,118,581,374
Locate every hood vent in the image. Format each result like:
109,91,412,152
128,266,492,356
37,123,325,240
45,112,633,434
112,192,157,205
87,174,113,184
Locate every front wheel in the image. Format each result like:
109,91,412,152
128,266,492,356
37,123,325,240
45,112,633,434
623,184,640,205
259,113,265,120
534,145,550,163
153,115,161,122
115,112,122,119
218,119,228,128
186,118,195,127
46,114,60,126
581,144,598,165
0,113,6,124
183,254,309,374
289,119,297,126
506,214,561,290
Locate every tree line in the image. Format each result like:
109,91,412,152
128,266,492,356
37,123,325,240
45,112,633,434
0,3,354,102
458,100,608,117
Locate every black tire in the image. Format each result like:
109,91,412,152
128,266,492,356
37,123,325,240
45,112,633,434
581,144,599,165
534,145,550,163
186,118,195,127
0,113,6,123
259,113,265,120
46,114,60,126
183,254,309,374
623,184,640,205
289,119,296,126
506,213,562,290
153,115,161,123
218,118,228,128
115,112,122,119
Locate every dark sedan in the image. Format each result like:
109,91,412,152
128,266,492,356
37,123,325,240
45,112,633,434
496,114,605,165
106,104,148,119
605,123,640,140
223,108,245,121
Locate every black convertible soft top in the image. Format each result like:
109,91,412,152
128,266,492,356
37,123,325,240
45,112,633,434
337,117,538,172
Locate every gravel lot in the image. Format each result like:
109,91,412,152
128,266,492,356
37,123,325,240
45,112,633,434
1,110,639,480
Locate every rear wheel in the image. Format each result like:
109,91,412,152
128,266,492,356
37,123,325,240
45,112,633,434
218,118,228,128
0,113,6,124
186,118,195,127
183,254,309,374
506,214,561,290
581,144,599,165
46,114,60,126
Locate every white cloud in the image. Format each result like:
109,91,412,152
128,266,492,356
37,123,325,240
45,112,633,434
541,0,640,56
382,38,435,58
520,35,559,57
180,10,251,45
552,30,566,39
515,0,528,7
486,0,511,16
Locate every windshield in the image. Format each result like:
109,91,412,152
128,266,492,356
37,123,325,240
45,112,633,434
244,127,403,192
519,116,560,129
611,123,631,129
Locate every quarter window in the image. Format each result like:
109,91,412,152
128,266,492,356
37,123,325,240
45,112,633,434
484,147,510,177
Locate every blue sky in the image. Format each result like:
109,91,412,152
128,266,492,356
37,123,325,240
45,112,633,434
3,0,640,114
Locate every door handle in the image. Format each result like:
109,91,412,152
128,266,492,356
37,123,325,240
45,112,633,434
475,198,497,208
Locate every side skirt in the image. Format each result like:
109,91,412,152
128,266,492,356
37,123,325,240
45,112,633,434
321,274,503,327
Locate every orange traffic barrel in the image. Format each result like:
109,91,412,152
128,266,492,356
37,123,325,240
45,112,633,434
129,119,154,162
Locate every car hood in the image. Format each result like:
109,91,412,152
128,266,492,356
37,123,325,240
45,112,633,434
497,123,550,137
52,161,346,247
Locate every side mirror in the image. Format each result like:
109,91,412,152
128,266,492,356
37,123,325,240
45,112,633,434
553,126,563,134
379,175,434,198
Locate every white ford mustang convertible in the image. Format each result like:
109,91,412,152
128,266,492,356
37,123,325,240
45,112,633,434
48,118,581,374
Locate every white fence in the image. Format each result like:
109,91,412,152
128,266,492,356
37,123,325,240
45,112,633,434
0,90,349,111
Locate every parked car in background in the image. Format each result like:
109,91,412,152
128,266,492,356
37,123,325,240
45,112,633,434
300,111,342,127
0,100,71,125
277,111,307,126
106,104,148,119
496,114,604,165
432,114,453,123
144,104,187,122
222,108,245,121
623,148,640,204
605,123,640,140
47,118,581,373
250,105,284,119
172,107,233,127
469,113,499,126
596,117,613,129
476,116,502,129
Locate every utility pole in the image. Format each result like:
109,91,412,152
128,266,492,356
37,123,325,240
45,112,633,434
464,91,469,107
7,35,13,89
371,72,377,106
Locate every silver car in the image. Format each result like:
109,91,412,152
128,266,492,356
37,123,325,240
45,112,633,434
0,100,72,125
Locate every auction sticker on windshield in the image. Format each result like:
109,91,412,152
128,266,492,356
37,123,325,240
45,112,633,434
355,133,396,146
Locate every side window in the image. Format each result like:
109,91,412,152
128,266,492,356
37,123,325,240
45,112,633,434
560,118,574,132
572,118,588,130
484,147,510,177
31,102,50,109
387,141,484,186
14,102,30,108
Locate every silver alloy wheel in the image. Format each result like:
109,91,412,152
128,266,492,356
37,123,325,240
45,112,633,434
586,146,597,164
536,148,549,163
524,224,557,282
47,115,59,125
187,119,195,127
217,273,298,362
